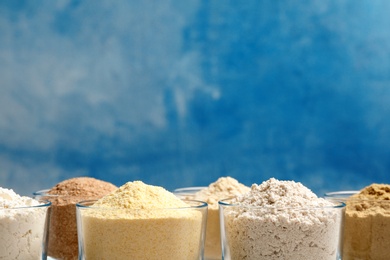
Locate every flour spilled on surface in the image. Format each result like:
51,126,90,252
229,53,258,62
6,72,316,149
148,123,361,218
221,178,343,260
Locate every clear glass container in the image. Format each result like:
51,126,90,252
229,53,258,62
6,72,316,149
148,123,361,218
76,199,208,260
33,189,104,260
0,199,51,259
219,198,345,260
174,186,221,260
325,190,390,260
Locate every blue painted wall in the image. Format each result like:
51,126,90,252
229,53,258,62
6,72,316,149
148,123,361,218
1,1,390,196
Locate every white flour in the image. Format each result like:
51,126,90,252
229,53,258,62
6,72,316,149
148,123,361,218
0,187,48,259
221,178,343,260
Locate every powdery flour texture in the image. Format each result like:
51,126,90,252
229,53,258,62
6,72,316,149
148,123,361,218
190,177,250,259
44,177,117,260
221,178,344,260
79,181,205,260
343,183,390,260
0,187,49,259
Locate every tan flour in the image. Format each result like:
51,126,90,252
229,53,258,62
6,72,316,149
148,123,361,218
221,178,343,260
79,181,205,260
43,177,117,260
343,183,390,260
190,177,250,259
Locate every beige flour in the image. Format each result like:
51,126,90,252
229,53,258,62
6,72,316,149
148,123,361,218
79,181,205,260
43,177,117,260
189,177,250,259
343,183,390,260
222,178,343,260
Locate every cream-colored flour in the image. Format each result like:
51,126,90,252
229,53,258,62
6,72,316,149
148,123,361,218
343,183,390,260
189,177,250,259
193,177,250,210
0,187,48,259
222,178,343,260
79,181,205,260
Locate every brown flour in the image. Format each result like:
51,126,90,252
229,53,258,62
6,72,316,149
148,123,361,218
43,177,117,260
343,183,390,260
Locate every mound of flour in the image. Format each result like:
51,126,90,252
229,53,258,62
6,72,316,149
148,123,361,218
0,187,40,208
80,181,204,260
222,178,343,260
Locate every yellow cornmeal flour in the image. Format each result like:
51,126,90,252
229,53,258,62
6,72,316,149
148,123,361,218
94,180,189,209
79,181,204,260
343,183,390,260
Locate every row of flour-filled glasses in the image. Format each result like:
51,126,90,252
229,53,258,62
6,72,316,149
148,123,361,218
1,177,388,260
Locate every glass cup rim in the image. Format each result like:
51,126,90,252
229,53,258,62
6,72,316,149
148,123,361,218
76,199,208,210
0,199,51,210
218,197,345,210
324,190,359,197
325,190,390,203
33,188,73,197
33,189,99,198
173,186,207,193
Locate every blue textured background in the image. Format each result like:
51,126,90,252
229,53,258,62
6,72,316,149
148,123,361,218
1,1,390,196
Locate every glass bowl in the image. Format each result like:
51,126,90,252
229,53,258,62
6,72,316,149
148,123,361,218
219,198,345,260
0,199,51,259
76,199,208,260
